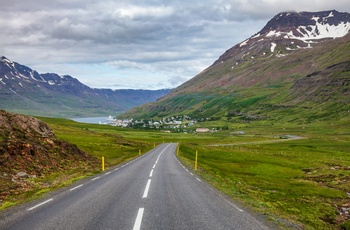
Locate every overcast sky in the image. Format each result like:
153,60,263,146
1,1,349,90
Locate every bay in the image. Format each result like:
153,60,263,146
71,116,114,124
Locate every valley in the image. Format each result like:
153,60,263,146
2,116,348,229
1,9,350,230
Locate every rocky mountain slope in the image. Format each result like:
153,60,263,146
0,110,98,205
0,56,170,117
120,10,350,123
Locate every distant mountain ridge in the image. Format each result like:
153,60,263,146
0,56,171,117
120,10,350,123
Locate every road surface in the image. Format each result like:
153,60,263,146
0,143,271,230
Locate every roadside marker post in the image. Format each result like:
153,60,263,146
139,149,141,156
195,151,198,171
102,157,105,171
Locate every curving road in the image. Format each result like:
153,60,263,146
0,143,271,230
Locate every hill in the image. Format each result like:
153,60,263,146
120,10,350,124
0,110,99,206
0,56,170,118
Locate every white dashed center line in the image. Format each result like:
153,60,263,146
142,179,152,198
133,208,144,230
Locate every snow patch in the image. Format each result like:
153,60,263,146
240,39,249,47
48,80,56,85
266,30,282,38
9,88,17,94
312,16,320,22
265,20,350,42
277,54,287,57
276,22,349,41
270,43,277,52
326,11,334,18
0,78,5,85
241,52,250,58
251,33,261,39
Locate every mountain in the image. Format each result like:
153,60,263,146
0,56,171,117
215,10,350,65
120,10,350,123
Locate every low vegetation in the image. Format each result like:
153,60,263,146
1,115,349,229
175,120,350,229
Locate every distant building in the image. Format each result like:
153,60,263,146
196,128,209,133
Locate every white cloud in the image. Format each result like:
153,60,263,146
0,0,349,89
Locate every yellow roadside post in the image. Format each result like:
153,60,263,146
195,151,198,171
102,157,105,171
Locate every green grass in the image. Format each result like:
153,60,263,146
176,124,350,229
3,116,349,229
38,117,155,166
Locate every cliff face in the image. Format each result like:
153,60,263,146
0,110,98,205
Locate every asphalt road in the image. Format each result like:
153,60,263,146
0,143,271,230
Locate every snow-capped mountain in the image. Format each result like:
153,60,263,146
259,10,350,41
121,10,350,120
0,56,171,117
216,10,350,63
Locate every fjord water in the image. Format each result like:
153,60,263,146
71,116,112,124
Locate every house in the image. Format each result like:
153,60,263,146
196,128,210,133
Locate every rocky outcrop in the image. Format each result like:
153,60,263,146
0,110,98,205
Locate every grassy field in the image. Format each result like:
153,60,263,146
28,117,350,229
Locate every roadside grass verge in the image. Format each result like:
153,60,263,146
177,131,350,229
38,117,155,166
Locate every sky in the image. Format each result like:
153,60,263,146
1,1,349,90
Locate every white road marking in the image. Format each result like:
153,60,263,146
142,179,152,198
152,164,156,169
92,176,100,181
133,208,144,230
196,178,202,182
114,168,119,171
70,184,83,191
27,198,53,211
105,172,111,175
149,169,154,177
190,173,193,176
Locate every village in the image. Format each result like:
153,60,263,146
109,115,223,133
